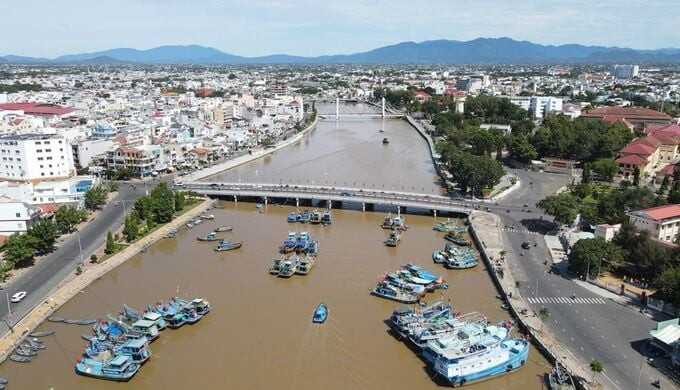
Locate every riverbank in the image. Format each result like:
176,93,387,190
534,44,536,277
184,116,319,183
468,211,596,387
0,198,213,363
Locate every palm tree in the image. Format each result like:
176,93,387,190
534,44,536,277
538,307,550,332
590,359,603,381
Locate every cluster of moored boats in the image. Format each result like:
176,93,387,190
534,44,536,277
9,333,51,364
388,302,529,386
192,223,243,251
382,213,407,247
372,264,448,303
433,219,468,233
74,297,210,381
287,209,332,225
269,231,320,277
432,243,479,269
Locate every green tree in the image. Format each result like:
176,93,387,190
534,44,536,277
508,134,537,164
84,184,108,210
568,238,623,277
174,191,186,212
149,183,175,223
123,214,140,242
537,193,580,225
632,167,641,186
590,359,604,381
28,220,58,255
659,175,670,195
657,268,680,316
105,231,116,255
447,152,505,196
581,162,592,185
538,307,551,332
134,195,153,221
592,158,619,182
4,233,39,268
55,205,86,233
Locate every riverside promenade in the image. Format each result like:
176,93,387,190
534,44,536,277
469,211,597,388
0,198,214,363
184,116,319,183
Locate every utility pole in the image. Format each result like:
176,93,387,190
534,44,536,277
77,231,84,266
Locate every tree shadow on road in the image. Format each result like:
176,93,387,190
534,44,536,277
518,218,558,234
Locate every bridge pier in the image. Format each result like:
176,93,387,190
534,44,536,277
233,195,237,203
362,202,366,212
432,209,437,218
295,198,299,208
327,200,332,209
263,196,267,206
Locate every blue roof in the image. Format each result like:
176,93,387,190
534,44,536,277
109,355,129,366
123,338,147,348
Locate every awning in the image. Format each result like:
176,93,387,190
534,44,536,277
651,319,680,346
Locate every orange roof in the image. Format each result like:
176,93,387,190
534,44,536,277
582,107,671,121
616,154,648,165
191,147,209,155
36,204,60,213
631,204,680,221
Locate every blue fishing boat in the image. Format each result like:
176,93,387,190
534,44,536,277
287,212,298,223
383,273,426,295
371,282,419,303
278,256,299,278
142,309,166,330
444,255,479,269
166,312,188,329
402,264,440,282
130,319,160,342
312,302,327,323
307,240,319,256
197,232,219,241
384,231,400,247
300,210,311,223
87,337,151,364
214,239,243,251
75,354,140,381
432,250,448,264
190,298,211,316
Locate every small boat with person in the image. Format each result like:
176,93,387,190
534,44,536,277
382,137,389,144
287,212,298,223
371,282,419,303
384,231,400,247
214,239,243,251
547,362,576,390
312,302,328,323
214,226,233,232
197,232,220,241
295,256,316,275
444,232,470,246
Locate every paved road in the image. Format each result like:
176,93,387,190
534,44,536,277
496,169,666,389
0,179,166,336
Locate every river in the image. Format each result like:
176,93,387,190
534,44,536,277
1,109,549,389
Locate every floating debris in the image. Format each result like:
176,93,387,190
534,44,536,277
47,316,65,323
29,330,55,338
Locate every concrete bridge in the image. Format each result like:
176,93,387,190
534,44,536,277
182,182,472,216
313,97,403,120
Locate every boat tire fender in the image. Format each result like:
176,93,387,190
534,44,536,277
459,378,466,386
520,360,525,365
506,365,512,372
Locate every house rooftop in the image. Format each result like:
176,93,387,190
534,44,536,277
629,204,680,221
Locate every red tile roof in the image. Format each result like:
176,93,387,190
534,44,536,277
633,204,680,221
657,164,678,177
191,147,209,155
582,107,671,121
0,103,77,116
646,124,680,137
616,154,648,165
619,142,656,156
414,91,431,97
36,204,60,213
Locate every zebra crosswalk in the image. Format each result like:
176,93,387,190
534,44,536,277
527,297,606,305
501,228,541,236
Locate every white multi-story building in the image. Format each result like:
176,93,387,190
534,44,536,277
0,134,75,181
71,138,115,168
509,96,531,111
0,195,41,234
628,204,680,243
530,97,563,119
610,65,639,80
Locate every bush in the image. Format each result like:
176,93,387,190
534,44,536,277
75,265,83,275
90,254,98,263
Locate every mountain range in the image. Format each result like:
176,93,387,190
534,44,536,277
3,38,680,64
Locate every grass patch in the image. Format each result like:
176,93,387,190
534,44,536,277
98,244,130,263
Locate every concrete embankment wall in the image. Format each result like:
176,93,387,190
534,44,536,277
186,117,319,183
467,212,593,388
404,115,444,178
0,199,214,363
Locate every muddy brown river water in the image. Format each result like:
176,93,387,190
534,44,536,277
2,113,549,389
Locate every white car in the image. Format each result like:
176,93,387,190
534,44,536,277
10,291,26,303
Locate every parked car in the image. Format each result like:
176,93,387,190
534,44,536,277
521,242,531,250
10,291,27,303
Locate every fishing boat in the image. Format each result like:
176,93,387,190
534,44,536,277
384,231,400,247
307,240,319,256
389,300,453,337
9,355,31,363
383,273,426,295
300,210,311,223
197,232,219,241
444,255,479,269
321,210,332,225
141,310,166,330
164,229,179,238
130,319,160,342
444,232,471,246
278,256,299,278
371,282,419,303
547,362,576,390
186,222,194,229
383,137,389,144
214,239,243,251
166,312,188,329
214,226,233,232
201,214,215,220
29,330,55,338
310,209,322,224
295,256,316,275
312,302,327,323
269,258,284,275
432,250,448,264
193,218,203,225
433,219,468,233
14,348,37,357
190,298,211,316
381,213,394,229
402,264,440,282
393,215,407,230
75,354,140,381
86,337,151,364
287,212,298,223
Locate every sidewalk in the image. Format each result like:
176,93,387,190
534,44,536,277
469,211,595,385
0,198,213,363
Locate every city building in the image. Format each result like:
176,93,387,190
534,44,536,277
414,91,431,103
610,64,639,80
627,204,680,243
0,195,42,235
91,123,117,139
0,134,75,182
594,223,621,241
581,107,671,129
106,144,164,177
270,82,289,96
72,138,115,168
530,96,563,119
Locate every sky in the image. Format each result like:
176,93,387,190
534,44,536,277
4,0,679,57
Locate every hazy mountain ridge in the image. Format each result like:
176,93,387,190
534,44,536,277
2,38,680,64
